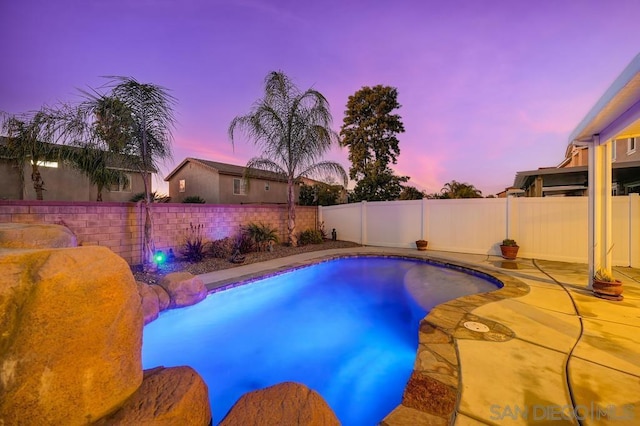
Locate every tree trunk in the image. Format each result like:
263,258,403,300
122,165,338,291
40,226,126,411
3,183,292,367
97,183,103,202
143,201,156,270
287,177,297,247
31,164,44,201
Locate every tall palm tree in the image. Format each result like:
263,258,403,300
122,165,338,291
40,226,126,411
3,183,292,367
229,71,347,246
108,77,175,267
77,78,176,267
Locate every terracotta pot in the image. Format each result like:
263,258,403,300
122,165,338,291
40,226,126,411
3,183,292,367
593,279,623,300
416,240,428,251
500,245,519,260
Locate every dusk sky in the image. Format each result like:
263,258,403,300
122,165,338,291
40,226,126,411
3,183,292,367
2,0,639,196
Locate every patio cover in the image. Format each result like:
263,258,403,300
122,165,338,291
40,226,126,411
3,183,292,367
568,52,640,286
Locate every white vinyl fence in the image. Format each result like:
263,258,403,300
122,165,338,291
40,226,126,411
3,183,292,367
319,194,640,267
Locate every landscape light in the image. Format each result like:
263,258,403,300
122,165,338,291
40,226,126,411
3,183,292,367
153,250,166,265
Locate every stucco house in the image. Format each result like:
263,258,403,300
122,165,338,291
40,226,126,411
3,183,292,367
165,157,312,204
0,138,151,202
512,137,640,197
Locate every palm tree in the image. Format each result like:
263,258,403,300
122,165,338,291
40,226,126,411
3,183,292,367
229,71,347,246
440,180,483,199
67,144,125,201
1,109,63,200
78,77,176,267
108,77,175,267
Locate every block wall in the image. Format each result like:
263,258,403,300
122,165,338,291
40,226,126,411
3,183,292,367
0,201,318,265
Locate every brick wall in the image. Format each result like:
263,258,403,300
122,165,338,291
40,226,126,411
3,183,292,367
0,201,318,265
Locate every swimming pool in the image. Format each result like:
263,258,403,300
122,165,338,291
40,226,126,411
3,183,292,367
142,256,500,425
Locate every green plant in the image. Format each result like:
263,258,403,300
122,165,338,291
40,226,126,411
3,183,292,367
180,223,208,262
233,227,254,254
595,267,615,282
182,195,206,203
299,229,323,245
244,222,279,251
502,239,518,247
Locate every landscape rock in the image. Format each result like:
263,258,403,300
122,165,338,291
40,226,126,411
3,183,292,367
0,222,77,249
94,366,211,426
220,381,340,426
150,284,171,311
0,246,143,425
159,272,207,308
137,282,160,325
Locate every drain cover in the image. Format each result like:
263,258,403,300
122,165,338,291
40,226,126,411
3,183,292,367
463,321,490,333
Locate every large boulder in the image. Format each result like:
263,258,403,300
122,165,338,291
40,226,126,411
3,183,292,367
137,282,160,325
159,272,207,308
150,284,171,311
94,366,211,425
0,222,77,249
0,246,143,425
220,382,340,426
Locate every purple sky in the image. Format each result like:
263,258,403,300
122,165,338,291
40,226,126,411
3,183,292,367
2,0,639,196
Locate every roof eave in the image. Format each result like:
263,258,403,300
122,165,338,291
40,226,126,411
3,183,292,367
569,53,640,145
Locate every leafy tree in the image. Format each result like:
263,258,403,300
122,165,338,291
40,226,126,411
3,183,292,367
299,182,343,206
440,180,483,199
229,71,347,246
1,109,67,200
340,85,406,201
349,167,408,202
399,185,425,200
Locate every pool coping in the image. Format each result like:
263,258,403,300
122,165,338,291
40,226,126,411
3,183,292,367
201,251,532,425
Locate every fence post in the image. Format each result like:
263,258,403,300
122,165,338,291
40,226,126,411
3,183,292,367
506,195,517,241
421,198,428,241
361,201,367,246
630,193,640,268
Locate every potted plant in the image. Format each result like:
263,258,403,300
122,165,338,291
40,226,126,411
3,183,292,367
500,239,519,260
415,239,428,251
592,267,624,301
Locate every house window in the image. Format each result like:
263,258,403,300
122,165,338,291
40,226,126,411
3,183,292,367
233,178,247,195
31,160,58,168
179,179,186,192
628,137,637,154
265,182,270,191
611,140,617,162
109,173,132,192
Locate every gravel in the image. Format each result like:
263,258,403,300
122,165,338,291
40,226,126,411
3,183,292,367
132,240,361,285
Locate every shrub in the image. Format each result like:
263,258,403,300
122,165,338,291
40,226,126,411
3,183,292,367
180,223,208,262
245,222,279,251
233,227,254,254
298,229,323,245
210,237,234,259
182,195,206,203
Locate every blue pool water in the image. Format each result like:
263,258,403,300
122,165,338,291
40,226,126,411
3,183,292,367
142,257,500,425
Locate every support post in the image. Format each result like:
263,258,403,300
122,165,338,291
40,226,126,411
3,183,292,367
588,135,613,289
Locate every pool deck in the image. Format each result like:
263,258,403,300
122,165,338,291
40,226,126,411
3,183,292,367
196,247,640,425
